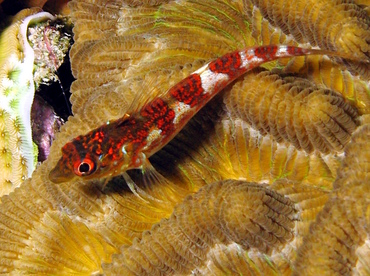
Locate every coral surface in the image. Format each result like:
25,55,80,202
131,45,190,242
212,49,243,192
0,9,55,196
0,0,369,275
244,0,370,78
0,9,71,196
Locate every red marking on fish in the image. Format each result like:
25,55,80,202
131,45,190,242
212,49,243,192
141,98,175,135
169,74,207,107
208,51,242,77
49,45,339,184
254,45,278,60
286,46,305,56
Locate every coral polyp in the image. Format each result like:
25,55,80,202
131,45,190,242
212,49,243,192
0,9,71,196
294,121,370,275
244,0,370,78
0,9,55,195
103,179,298,275
223,69,359,154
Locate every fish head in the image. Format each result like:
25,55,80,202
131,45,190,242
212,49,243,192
48,139,102,183
49,132,138,183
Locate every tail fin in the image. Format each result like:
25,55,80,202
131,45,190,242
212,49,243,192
243,45,366,64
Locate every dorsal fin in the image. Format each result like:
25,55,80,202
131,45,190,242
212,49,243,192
125,75,170,115
115,113,131,128
125,64,205,115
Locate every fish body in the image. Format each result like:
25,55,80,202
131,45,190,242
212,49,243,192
49,45,336,183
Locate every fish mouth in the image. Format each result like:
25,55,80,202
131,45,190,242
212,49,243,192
49,166,74,183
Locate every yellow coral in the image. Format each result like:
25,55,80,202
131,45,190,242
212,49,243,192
223,69,359,154
244,0,370,78
104,179,297,275
294,122,370,275
0,0,368,274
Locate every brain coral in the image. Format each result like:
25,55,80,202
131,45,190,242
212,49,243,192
0,0,369,275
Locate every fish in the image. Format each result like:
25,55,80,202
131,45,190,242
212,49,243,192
49,45,350,188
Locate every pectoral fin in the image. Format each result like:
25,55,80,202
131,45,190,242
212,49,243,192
140,159,187,204
122,172,149,203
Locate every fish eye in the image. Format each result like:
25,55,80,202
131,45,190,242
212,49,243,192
74,158,96,176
